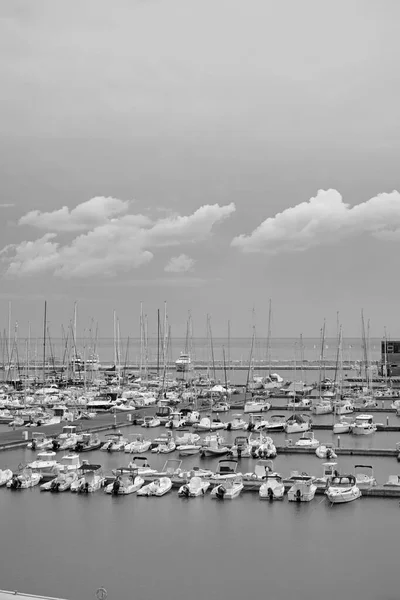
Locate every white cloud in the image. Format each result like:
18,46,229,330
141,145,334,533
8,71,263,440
1,199,235,278
232,189,400,254
19,196,130,232
165,254,195,273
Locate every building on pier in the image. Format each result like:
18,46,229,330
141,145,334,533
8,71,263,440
381,340,400,377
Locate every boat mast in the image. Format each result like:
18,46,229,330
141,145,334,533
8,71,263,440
139,302,143,376
318,320,326,397
7,300,11,366
266,299,272,376
42,300,47,385
157,308,160,377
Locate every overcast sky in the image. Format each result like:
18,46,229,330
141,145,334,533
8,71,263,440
1,0,400,341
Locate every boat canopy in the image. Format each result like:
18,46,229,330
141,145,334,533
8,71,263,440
79,464,102,472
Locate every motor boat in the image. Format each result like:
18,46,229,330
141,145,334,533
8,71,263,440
351,415,376,436
7,468,42,489
126,456,158,477
247,414,269,432
287,397,311,409
178,444,201,457
211,476,244,500
211,401,230,413
193,416,225,431
41,469,78,492
249,434,277,459
228,436,252,458
212,459,240,481
225,414,247,431
58,425,79,441
354,464,377,489
74,433,102,452
27,451,60,476
263,414,287,432
184,466,214,479
313,462,339,485
180,409,200,425
142,415,161,428
27,433,54,451
333,416,354,434
285,414,312,434
175,432,201,446
137,477,172,497
325,474,361,504
333,400,354,415
165,412,187,429
100,433,127,452
124,433,152,454
384,475,400,487
243,459,277,482
315,443,337,459
200,434,229,457
0,468,13,487
55,453,82,473
259,473,285,500
311,400,333,415
70,464,104,493
151,438,176,454
287,474,317,502
295,432,320,449
178,476,210,497
244,396,271,413
105,468,144,495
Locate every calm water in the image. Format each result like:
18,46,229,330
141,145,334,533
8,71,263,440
1,416,400,600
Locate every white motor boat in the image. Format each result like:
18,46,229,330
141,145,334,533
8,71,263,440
287,474,317,502
226,414,247,431
41,469,78,492
54,453,82,474
333,416,354,434
211,476,244,499
105,468,144,495
0,468,13,487
247,414,269,432
27,451,60,475
259,474,285,500
200,434,229,457
58,425,79,440
175,432,201,446
351,415,376,436
334,400,354,415
354,464,377,489
244,397,271,413
315,443,337,459
151,438,176,454
211,401,230,413
165,412,187,429
124,433,152,454
137,477,172,497
211,459,241,482
249,434,277,459
285,414,311,434
325,475,361,504
228,436,252,458
127,456,158,477
194,416,225,431
295,432,320,449
7,468,42,489
263,414,287,432
178,476,210,497
27,433,54,451
243,459,277,482
100,432,128,452
178,444,201,457
313,462,339,485
142,415,161,428
70,464,104,493
384,475,400,487
311,400,333,415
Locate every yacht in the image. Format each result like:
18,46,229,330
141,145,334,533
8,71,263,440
244,396,271,413
175,353,192,373
351,415,376,436
325,475,361,504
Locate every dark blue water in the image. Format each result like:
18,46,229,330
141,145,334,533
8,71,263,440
1,416,400,600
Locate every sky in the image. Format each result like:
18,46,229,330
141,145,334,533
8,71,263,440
1,0,400,342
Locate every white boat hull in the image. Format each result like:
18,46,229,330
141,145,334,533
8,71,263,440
326,485,361,503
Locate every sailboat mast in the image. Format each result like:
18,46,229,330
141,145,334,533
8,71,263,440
42,300,47,385
157,308,160,377
266,299,272,376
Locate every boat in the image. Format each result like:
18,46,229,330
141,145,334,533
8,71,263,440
311,400,333,415
249,433,277,459
175,352,192,373
200,434,229,457
285,414,312,434
178,476,210,497
178,444,201,457
313,462,339,485
155,405,173,424
333,400,354,415
351,414,376,436
225,414,247,431
247,414,269,431
104,468,144,495
74,432,102,452
243,458,276,482
384,475,400,487
315,443,337,459
7,468,42,489
27,433,53,451
57,425,80,441
165,412,187,429
325,474,361,504
333,416,354,434
27,451,60,476
287,474,317,502
193,416,225,431
263,414,287,432
70,464,104,493
151,437,176,454
287,397,311,409
142,415,161,428
124,433,152,454
175,432,201,446
354,464,377,489
212,459,240,481
0,468,13,487
228,436,252,458
40,469,78,492
210,475,244,499
137,477,172,497
100,432,127,452
126,456,158,477
55,453,82,473
211,401,230,413
259,471,285,500
244,396,271,413
295,432,320,449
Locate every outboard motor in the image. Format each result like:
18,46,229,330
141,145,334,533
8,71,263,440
216,485,226,500
296,489,302,503
267,487,274,501
247,422,255,432
112,479,121,496
51,480,60,493
179,485,190,498
326,448,332,460
10,475,19,489
226,422,232,431
237,447,242,460
31,439,37,451
52,440,60,451
75,442,83,452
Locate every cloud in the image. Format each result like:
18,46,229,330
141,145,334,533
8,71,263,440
0,203,14,208
165,254,195,273
232,189,400,254
1,199,235,278
19,196,130,232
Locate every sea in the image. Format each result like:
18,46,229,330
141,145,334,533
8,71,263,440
0,337,396,600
